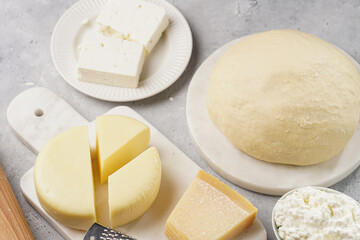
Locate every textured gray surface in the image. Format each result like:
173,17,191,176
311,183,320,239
1,0,360,239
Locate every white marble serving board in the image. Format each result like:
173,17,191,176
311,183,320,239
7,87,267,240
186,36,360,196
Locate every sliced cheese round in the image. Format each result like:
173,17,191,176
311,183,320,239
34,126,96,230
108,146,161,227
96,115,150,183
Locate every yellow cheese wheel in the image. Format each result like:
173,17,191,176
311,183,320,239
96,115,150,183
108,146,162,227
34,115,161,230
34,127,96,230
165,170,257,240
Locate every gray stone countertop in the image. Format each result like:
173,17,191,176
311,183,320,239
1,0,360,239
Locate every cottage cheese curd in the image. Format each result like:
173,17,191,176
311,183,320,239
273,187,360,240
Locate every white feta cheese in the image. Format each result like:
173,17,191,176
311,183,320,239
96,0,169,53
274,187,360,240
78,32,145,88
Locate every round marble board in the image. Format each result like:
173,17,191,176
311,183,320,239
51,0,192,102
186,36,360,196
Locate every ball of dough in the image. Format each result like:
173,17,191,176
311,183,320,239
207,30,360,166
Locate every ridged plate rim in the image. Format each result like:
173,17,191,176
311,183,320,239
51,0,192,102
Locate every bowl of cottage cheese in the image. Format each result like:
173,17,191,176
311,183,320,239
272,186,360,240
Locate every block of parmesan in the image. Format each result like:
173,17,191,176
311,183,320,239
165,170,257,240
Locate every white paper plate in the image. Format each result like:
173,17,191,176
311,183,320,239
186,36,360,196
51,0,192,102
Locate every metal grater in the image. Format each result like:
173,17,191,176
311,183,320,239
84,223,136,240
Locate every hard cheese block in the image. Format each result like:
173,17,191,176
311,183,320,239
109,146,161,227
78,32,145,88
97,0,169,53
96,115,150,184
34,127,96,230
165,170,257,240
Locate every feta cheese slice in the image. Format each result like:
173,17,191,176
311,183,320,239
96,0,169,53
78,32,145,88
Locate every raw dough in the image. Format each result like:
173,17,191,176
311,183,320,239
207,29,360,165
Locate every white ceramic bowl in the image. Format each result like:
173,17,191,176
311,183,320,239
272,186,360,240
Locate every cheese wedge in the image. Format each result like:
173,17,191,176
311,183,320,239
34,127,96,230
165,170,257,240
96,115,150,183
108,146,161,227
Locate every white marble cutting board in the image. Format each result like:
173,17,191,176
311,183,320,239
186,36,360,196
7,87,266,240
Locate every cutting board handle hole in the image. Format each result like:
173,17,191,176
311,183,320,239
34,109,44,117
